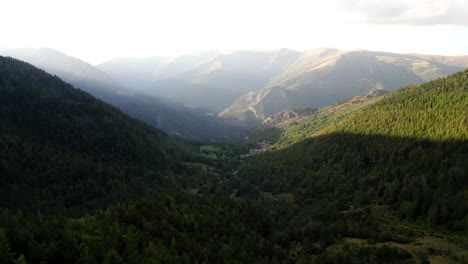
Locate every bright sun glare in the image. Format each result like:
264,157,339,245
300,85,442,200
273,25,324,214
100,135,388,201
1,0,467,64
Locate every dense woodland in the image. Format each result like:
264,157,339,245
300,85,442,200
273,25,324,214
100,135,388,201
0,56,467,263
0,57,219,215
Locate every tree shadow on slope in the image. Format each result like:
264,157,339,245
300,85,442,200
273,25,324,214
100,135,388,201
230,132,468,232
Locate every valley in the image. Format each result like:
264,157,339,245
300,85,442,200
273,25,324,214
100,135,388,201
2,0,468,262
0,48,467,264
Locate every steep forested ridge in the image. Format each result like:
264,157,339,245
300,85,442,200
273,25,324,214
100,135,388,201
223,71,468,262
316,74,467,141
0,56,467,264
0,56,211,215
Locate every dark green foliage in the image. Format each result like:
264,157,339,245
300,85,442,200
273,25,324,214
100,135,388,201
0,195,290,264
233,132,468,229
0,56,467,263
0,228,14,264
321,76,467,141
0,56,169,166
0,56,212,214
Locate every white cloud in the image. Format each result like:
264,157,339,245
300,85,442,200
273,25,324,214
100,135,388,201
0,0,467,63
338,0,468,26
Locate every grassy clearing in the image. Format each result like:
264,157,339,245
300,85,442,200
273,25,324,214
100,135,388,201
341,236,467,264
335,205,468,263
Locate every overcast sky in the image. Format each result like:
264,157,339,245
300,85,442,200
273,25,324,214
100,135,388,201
1,0,468,64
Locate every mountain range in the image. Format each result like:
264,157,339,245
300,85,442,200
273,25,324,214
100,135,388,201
94,47,468,128
219,49,468,125
0,48,244,140
3,46,467,135
97,49,302,111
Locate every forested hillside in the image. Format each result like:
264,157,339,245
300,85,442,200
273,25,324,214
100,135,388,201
0,56,213,215
317,73,467,141
0,57,467,263
0,195,292,264
225,71,468,262
233,70,467,226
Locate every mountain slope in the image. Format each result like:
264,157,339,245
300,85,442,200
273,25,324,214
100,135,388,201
0,56,211,214
220,49,466,124
99,49,302,111
96,56,170,90
230,70,467,250
109,93,245,140
97,51,223,91
315,74,467,141
180,49,302,93
244,89,390,149
229,71,468,263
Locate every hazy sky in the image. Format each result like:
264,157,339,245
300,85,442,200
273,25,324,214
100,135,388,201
1,0,468,64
